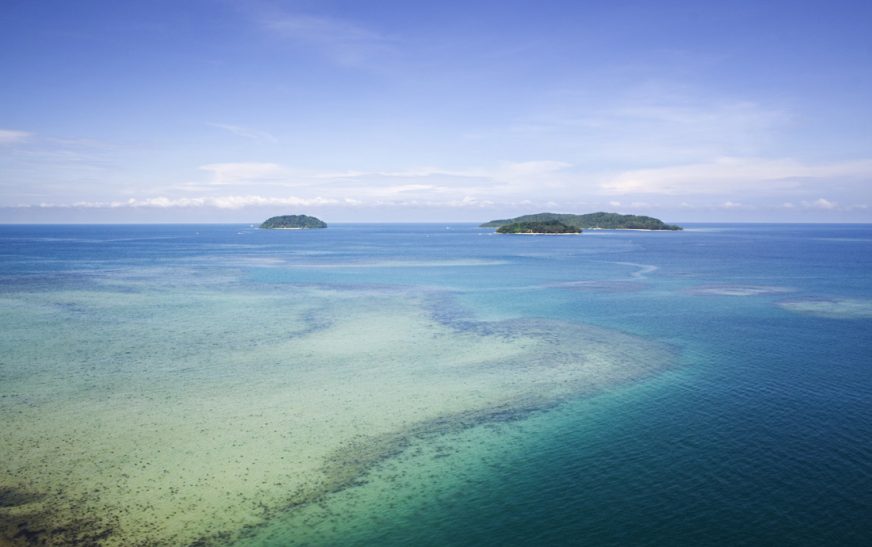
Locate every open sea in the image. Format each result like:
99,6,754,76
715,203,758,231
1,223,871,546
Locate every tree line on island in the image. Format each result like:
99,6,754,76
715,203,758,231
496,220,581,234
260,215,327,229
482,212,682,233
258,212,681,234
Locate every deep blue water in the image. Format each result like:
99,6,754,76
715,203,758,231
2,223,872,545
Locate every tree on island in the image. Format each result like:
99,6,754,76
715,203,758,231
260,215,327,229
482,212,682,231
497,220,581,234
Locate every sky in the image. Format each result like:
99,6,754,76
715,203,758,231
1,0,871,223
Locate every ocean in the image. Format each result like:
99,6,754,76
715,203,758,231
1,223,871,545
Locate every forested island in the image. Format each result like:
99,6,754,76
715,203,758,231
497,220,581,234
260,215,327,229
482,212,682,231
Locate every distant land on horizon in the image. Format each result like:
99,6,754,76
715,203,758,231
7,219,872,227
481,212,683,231
259,215,327,229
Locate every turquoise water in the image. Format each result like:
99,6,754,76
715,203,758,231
1,223,871,545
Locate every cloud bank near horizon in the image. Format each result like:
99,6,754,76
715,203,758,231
6,154,869,218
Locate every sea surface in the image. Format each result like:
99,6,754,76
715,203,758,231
1,223,871,545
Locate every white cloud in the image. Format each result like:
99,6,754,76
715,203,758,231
0,129,32,144
376,167,449,178
806,198,837,210
11,152,870,219
372,184,438,196
25,194,525,211
368,161,571,183
600,157,872,195
184,160,574,199
40,195,339,209
627,201,653,209
446,196,494,208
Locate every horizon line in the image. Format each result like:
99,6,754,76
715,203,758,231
2,221,872,226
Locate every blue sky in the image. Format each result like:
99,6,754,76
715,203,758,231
2,0,871,222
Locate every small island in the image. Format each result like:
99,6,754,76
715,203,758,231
497,220,581,234
260,215,327,229
482,212,682,231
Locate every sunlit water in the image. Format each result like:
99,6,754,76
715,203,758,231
1,223,871,545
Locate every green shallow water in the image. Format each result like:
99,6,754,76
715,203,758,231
0,267,673,545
